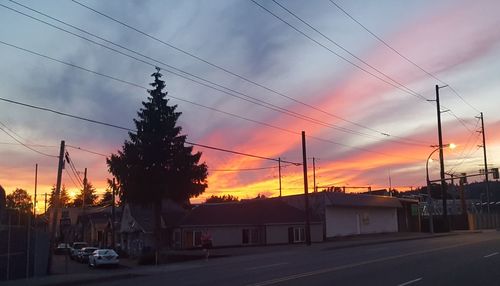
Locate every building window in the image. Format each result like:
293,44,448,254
173,231,181,248
293,227,305,243
193,231,202,247
242,229,249,244
242,228,260,244
251,229,259,244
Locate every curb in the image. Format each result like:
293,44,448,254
323,232,467,251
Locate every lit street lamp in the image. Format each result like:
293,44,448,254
425,143,456,233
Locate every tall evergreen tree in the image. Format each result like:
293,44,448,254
72,181,98,207
49,185,70,209
107,68,208,254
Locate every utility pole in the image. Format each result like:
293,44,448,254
278,158,282,197
34,164,38,217
48,140,65,274
459,174,468,225
478,112,490,214
312,157,317,192
435,85,448,231
33,163,38,277
301,131,311,246
44,193,48,216
388,169,392,196
82,168,87,242
111,178,116,249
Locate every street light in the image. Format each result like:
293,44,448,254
425,143,456,233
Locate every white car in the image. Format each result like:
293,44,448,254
88,249,119,267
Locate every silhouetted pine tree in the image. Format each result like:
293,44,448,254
107,68,208,256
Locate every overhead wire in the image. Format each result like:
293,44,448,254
0,120,58,157
328,0,481,114
64,150,84,184
0,141,57,148
211,163,296,172
1,1,432,147
67,144,108,157
70,0,425,143
64,167,83,189
252,0,475,134
0,41,425,160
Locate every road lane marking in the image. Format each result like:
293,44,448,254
397,277,423,286
484,252,499,258
247,238,499,286
246,262,289,271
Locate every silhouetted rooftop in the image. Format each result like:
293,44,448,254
180,199,321,226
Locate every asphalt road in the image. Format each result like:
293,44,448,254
87,231,500,286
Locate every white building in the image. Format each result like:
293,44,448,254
278,192,403,238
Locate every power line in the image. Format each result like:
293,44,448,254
0,93,133,132
64,167,83,189
328,0,481,114
0,96,302,165
66,145,108,157
272,0,425,99
211,163,296,172
0,141,57,148
250,0,427,102
70,0,423,142
1,1,431,147
0,93,421,161
252,0,475,134
0,2,344,136
0,120,58,157
0,42,428,159
64,151,84,185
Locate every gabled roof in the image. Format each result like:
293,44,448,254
123,201,187,233
180,199,321,227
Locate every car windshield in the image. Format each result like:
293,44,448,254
74,243,87,249
85,248,97,253
97,249,117,256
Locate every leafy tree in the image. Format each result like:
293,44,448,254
72,181,98,207
6,188,32,213
107,68,208,254
254,193,267,199
48,185,71,208
205,194,239,203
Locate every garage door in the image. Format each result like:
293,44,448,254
325,207,360,237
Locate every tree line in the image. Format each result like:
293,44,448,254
3,180,115,215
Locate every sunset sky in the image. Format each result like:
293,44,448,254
1,0,500,210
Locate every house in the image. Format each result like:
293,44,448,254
46,206,83,242
76,206,122,248
119,201,187,257
174,199,323,249
277,192,404,238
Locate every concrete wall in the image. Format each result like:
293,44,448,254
325,206,398,237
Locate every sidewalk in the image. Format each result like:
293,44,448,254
2,230,482,286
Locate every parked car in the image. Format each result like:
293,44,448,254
69,242,88,260
88,249,119,267
54,243,70,255
77,247,99,263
